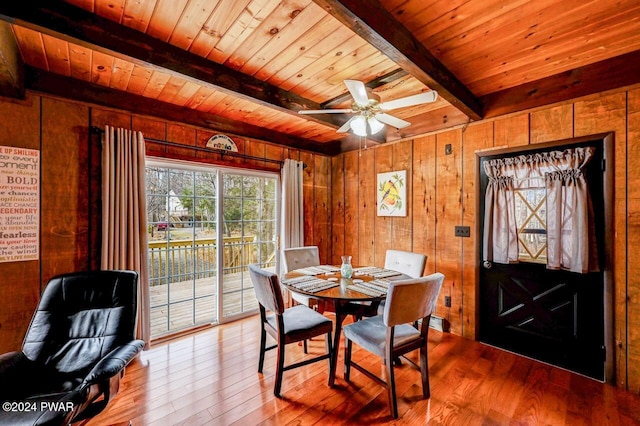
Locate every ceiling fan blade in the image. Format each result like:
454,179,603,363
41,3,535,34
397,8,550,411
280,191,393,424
375,113,411,129
344,80,370,107
337,116,356,133
298,108,354,114
379,90,438,111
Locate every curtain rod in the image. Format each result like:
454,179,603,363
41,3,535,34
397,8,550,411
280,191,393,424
90,126,306,169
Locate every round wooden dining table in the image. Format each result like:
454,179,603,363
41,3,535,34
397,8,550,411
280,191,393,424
283,267,408,386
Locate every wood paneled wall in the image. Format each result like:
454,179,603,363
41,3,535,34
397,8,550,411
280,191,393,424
1,85,640,394
0,93,332,353
331,86,640,392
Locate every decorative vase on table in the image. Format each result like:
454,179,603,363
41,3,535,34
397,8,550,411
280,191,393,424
340,255,353,279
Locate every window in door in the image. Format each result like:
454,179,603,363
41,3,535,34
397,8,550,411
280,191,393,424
146,166,218,337
221,173,278,318
146,162,279,338
514,188,547,264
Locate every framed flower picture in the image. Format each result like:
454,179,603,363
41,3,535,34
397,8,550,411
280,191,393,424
377,170,406,216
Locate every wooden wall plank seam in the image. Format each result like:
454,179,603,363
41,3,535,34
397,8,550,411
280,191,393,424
625,88,640,392
574,92,627,388
461,121,494,339
374,144,394,268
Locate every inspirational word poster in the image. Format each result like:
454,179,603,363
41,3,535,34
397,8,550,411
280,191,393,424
0,146,40,263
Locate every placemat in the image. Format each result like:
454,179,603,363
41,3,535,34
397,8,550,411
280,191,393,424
352,266,402,278
350,282,386,297
283,275,339,293
293,265,339,275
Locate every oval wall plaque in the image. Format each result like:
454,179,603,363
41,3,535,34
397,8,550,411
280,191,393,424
205,134,239,152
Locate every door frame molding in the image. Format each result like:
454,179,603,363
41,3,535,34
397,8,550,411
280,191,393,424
474,132,614,383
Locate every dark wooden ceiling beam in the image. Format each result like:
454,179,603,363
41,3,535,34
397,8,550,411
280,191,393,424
0,20,24,99
312,0,483,121
481,50,640,118
24,67,340,155
0,0,346,130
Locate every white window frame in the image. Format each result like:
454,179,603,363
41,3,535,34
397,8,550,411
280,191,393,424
146,157,281,331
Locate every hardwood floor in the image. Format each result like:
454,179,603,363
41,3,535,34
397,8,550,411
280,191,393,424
90,315,640,425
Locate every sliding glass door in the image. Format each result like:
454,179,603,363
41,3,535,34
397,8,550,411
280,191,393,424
221,173,278,318
146,161,279,338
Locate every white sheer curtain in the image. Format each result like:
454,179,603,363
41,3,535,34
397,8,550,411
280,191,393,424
483,173,518,264
101,125,150,348
483,147,598,273
545,149,598,272
281,159,304,255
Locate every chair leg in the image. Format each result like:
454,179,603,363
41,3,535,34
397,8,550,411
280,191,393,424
303,339,308,354
325,331,333,387
274,341,285,398
344,339,352,381
258,326,266,373
420,345,430,398
386,350,398,418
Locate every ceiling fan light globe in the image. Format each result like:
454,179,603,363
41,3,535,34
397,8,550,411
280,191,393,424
368,117,385,134
350,115,367,136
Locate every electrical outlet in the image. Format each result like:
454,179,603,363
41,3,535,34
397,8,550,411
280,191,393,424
444,296,452,307
454,225,470,237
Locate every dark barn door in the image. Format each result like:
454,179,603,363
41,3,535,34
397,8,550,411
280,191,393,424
478,138,607,381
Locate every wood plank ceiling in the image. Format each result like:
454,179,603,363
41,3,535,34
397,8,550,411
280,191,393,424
0,0,639,154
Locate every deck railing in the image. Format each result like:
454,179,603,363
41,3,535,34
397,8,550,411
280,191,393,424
148,236,258,286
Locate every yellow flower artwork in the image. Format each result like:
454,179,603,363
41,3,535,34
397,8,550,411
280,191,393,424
377,170,406,216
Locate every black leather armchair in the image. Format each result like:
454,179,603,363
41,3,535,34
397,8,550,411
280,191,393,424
0,270,145,425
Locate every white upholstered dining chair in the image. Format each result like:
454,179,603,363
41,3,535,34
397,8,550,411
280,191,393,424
374,250,428,316
282,246,321,309
343,272,444,418
384,249,427,279
283,246,321,273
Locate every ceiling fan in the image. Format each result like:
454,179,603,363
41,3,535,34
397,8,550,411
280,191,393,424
298,79,438,136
